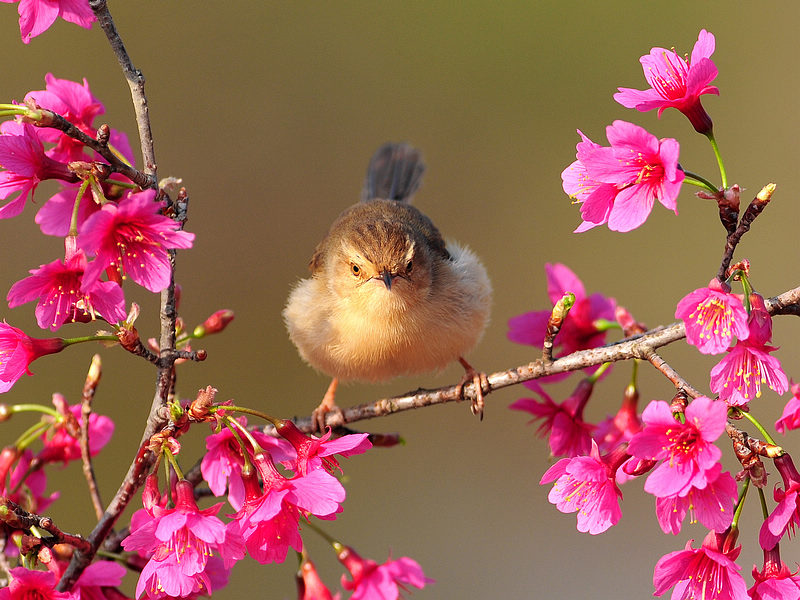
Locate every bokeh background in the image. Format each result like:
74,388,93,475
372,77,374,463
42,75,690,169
1,2,800,598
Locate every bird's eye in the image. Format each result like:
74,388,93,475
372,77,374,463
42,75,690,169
350,263,361,277
406,260,413,273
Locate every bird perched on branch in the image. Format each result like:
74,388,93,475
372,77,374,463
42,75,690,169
284,142,492,429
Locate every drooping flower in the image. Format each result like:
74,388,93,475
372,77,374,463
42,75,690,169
8,242,126,331
653,529,747,600
77,189,195,293
274,419,371,476
0,322,66,392
0,448,58,516
614,29,719,135
539,440,626,534
760,454,800,550
1,0,95,44
628,396,726,497
510,380,593,458
0,567,69,600
562,121,684,232
121,478,245,599
0,121,75,219
710,337,788,407
227,451,346,564
654,463,737,535
593,383,642,455
37,395,114,464
338,545,433,600
675,279,750,355
775,382,800,434
508,263,616,370
749,544,800,600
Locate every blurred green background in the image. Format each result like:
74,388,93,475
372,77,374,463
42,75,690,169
1,1,800,598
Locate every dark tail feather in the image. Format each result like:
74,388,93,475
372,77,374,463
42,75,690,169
361,142,426,203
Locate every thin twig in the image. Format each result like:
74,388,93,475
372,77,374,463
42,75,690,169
717,183,776,281
80,355,104,521
0,498,92,554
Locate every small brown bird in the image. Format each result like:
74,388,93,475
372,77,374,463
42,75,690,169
283,143,492,428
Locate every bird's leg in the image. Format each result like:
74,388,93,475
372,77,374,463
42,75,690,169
456,357,490,420
312,377,343,432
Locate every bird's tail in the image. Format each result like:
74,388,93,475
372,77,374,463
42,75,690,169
361,142,426,203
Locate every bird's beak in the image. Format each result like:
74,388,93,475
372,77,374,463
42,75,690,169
379,270,393,290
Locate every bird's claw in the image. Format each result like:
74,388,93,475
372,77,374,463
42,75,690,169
456,358,490,420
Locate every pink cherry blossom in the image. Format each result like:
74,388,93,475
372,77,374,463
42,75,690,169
710,339,788,407
1,0,94,44
675,279,750,355
562,121,684,232
760,454,800,550
77,189,195,293
0,322,66,392
338,545,433,600
654,463,737,535
539,440,626,534
227,452,346,564
0,567,69,600
776,382,800,434
614,29,719,135
653,529,747,600
8,243,126,331
35,184,104,237
510,381,593,458
24,74,104,162
0,448,59,516
508,263,616,370
0,121,75,219
121,479,245,599
628,397,726,497
274,419,371,476
593,384,641,455
749,544,800,600
201,417,293,510
37,395,114,464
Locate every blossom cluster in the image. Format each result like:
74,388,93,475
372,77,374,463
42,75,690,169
508,29,800,599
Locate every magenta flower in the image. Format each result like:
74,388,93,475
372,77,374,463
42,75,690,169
0,567,69,600
508,263,616,368
776,382,800,434
1,0,94,44
709,340,788,407
0,322,66,392
228,451,346,564
562,121,684,232
35,184,103,237
653,529,747,600
628,397,726,497
8,244,126,331
749,545,800,600
675,279,750,355
614,29,719,135
510,381,593,458
77,189,195,293
0,121,75,219
46,559,126,600
338,545,433,600
37,395,114,464
0,448,59,517
25,74,106,162
593,385,641,455
121,479,245,598
760,454,800,550
201,417,293,510
654,463,737,535
539,440,626,534
274,418,371,476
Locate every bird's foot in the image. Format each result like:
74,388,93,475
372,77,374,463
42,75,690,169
312,377,344,433
456,357,490,420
